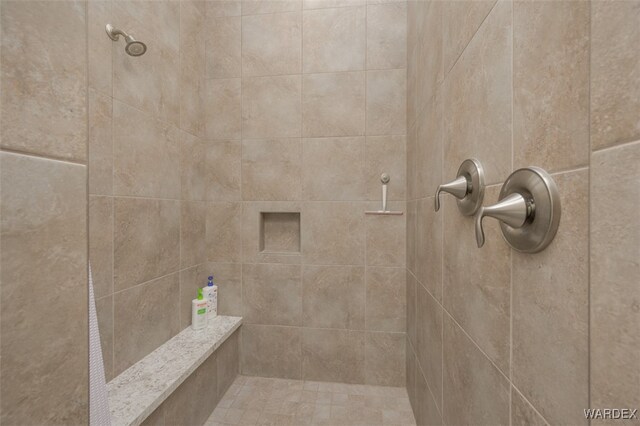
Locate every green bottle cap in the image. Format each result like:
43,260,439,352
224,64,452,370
197,288,203,300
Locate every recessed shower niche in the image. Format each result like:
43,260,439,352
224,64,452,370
259,212,301,254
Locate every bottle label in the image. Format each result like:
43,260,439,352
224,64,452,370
197,308,206,315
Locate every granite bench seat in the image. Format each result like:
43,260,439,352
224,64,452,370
107,315,242,426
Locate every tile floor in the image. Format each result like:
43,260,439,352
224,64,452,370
206,375,416,426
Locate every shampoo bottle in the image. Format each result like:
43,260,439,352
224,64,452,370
202,275,218,320
191,288,207,330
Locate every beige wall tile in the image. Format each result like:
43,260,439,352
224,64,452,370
209,262,243,317
207,0,241,17
181,201,207,269
205,140,242,201
163,351,218,425
302,72,365,137
96,295,114,382
407,0,416,52
302,6,366,73
112,1,179,54
206,16,241,79
242,324,302,379
242,201,303,264
366,267,406,332
416,197,442,301
113,37,179,126
180,131,206,201
512,170,589,426
242,139,302,201
0,152,87,423
89,195,114,300
242,75,302,138
406,272,417,349
243,0,302,16
114,273,180,376
366,2,406,70
406,338,417,415
407,43,418,130
190,0,206,16
365,135,406,201
415,366,442,426
217,330,240,398
1,1,87,162
416,0,442,113
113,101,181,199
206,202,242,263
406,200,417,275
513,0,589,173
179,264,209,329
302,328,365,383
304,0,365,9
443,0,511,186
302,137,365,200
113,197,180,291
416,89,442,199
591,142,640,414
302,265,365,329
366,69,406,136
242,12,302,77
365,201,406,267
88,0,112,95
180,1,206,137
442,315,509,426
443,186,510,373
89,90,113,195
406,123,417,200
591,1,640,150
364,332,405,387
242,263,302,326
301,202,365,265
416,284,442,412
442,0,497,74
511,388,547,426
205,78,242,140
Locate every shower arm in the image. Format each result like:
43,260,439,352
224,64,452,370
106,24,129,41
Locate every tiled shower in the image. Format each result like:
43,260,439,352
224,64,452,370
0,0,638,425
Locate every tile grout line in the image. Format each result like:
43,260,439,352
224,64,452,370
444,0,499,78
85,1,91,415
439,0,445,414
591,138,640,154
298,1,305,383
0,148,88,167
363,0,369,383
509,1,514,423
587,0,592,420
110,0,116,378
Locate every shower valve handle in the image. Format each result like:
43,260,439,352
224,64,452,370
475,167,560,253
434,176,470,211
474,193,532,248
434,158,485,216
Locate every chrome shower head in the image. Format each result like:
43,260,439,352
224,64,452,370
106,24,147,57
124,37,147,57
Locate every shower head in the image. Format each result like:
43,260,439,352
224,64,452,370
106,24,147,57
124,38,147,56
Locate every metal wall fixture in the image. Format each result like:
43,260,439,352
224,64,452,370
365,173,403,215
475,167,561,253
434,158,485,215
105,24,147,56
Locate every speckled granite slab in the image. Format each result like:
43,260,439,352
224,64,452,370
107,316,242,426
